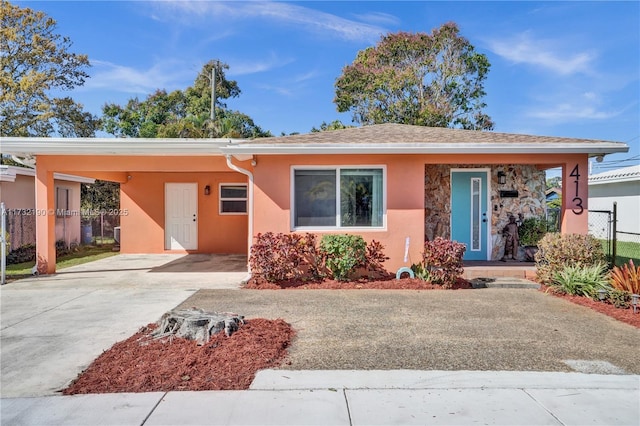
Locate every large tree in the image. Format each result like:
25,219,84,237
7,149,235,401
334,23,493,130
0,1,99,137
101,60,270,139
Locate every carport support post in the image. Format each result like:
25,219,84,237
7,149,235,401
35,166,56,274
1,202,6,285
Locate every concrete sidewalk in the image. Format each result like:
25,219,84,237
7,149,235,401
2,370,638,425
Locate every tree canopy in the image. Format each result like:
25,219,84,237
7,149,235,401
101,60,271,139
334,23,493,130
1,1,99,137
310,120,354,133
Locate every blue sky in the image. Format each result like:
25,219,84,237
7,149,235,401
18,1,640,171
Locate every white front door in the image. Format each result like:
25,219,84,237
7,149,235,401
165,183,198,250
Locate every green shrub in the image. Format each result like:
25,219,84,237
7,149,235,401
319,234,367,281
607,288,631,309
518,216,547,247
6,244,36,265
419,237,466,288
410,263,432,281
535,233,606,285
551,263,609,298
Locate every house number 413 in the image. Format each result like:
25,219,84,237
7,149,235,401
570,164,584,215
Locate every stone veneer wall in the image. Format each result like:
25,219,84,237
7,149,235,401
424,164,546,260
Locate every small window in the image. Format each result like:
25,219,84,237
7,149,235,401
220,184,247,214
56,187,70,216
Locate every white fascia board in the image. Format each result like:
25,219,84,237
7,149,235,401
220,142,630,156
53,173,95,184
0,137,244,156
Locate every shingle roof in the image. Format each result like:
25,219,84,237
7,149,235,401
238,123,619,145
223,123,628,156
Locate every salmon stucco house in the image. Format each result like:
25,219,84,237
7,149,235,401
0,124,629,274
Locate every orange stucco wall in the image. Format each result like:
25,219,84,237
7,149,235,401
253,154,431,272
252,153,589,272
31,152,589,274
120,171,247,254
33,155,250,273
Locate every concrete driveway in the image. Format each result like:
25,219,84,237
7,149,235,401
0,254,247,398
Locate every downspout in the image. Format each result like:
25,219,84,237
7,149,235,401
225,155,253,282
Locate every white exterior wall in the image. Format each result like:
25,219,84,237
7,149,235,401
588,175,640,243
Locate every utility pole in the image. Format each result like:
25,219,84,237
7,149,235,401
210,65,216,122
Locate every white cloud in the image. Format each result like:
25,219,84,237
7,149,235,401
486,31,596,75
527,92,624,122
84,60,193,94
352,11,400,27
229,53,295,76
149,1,386,43
529,104,619,121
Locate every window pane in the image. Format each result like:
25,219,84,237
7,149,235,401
221,186,247,198
471,178,480,250
340,169,383,227
222,200,247,213
294,170,336,226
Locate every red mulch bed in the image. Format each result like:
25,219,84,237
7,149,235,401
63,318,294,394
540,285,640,328
243,276,473,290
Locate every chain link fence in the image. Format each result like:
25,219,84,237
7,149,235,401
588,203,640,266
81,211,120,245
5,208,36,250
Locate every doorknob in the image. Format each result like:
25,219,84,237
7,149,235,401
482,212,487,223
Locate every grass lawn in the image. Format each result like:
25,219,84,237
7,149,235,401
5,244,118,279
613,240,640,266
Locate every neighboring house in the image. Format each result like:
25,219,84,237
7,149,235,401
0,124,628,274
0,165,95,250
546,187,562,203
588,165,640,242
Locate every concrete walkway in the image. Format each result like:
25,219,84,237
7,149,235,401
1,254,246,397
2,370,638,425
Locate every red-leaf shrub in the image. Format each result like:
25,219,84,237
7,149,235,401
250,232,322,282
421,237,466,288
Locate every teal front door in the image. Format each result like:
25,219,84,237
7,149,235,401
451,170,489,260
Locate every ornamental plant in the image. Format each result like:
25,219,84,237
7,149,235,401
419,237,466,288
534,233,606,285
609,259,640,295
319,234,367,281
249,232,321,282
551,263,609,299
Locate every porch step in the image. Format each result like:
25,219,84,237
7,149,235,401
463,262,537,281
469,277,541,290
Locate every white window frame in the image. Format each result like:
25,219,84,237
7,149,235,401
290,165,387,231
219,183,248,215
